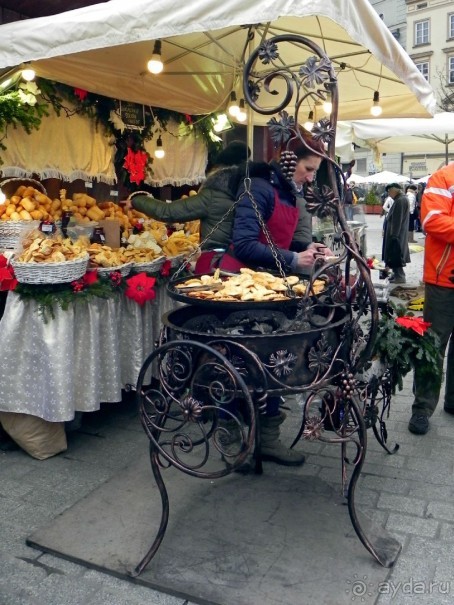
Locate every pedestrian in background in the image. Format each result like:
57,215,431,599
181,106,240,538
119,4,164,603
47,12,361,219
382,183,410,283
408,164,454,435
405,184,417,243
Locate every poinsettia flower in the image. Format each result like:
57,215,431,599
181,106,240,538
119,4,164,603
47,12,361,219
395,316,431,336
160,259,171,277
83,270,98,286
125,272,156,305
123,148,148,185
0,266,17,291
74,88,88,101
0,254,8,269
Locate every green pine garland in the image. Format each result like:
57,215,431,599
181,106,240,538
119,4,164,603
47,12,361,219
15,276,125,323
370,303,442,392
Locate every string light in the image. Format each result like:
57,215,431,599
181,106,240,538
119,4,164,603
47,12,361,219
236,98,247,122
154,135,165,158
322,100,332,114
303,111,314,131
147,40,164,75
370,91,382,117
21,66,35,82
228,91,240,117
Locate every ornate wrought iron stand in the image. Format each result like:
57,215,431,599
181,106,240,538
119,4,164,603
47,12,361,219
132,32,401,577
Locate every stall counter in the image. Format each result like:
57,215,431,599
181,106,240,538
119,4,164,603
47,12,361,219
0,286,176,423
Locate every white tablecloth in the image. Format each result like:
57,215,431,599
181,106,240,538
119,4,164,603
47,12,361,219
0,286,177,422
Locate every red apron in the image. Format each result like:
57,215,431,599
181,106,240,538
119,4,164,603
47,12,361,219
220,190,299,272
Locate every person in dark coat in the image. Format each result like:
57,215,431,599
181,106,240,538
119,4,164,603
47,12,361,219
382,183,410,283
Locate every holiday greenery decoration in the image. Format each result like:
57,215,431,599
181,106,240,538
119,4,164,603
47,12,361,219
370,303,442,392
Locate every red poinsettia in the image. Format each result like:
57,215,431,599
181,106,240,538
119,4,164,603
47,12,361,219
0,262,18,291
125,272,156,306
83,270,99,286
123,148,148,185
160,259,171,277
74,88,88,101
395,315,431,336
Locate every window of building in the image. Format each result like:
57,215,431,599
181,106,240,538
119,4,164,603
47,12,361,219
449,13,454,40
449,56,454,85
415,61,429,81
415,20,429,45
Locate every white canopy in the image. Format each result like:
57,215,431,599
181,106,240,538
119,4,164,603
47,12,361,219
362,170,410,184
0,0,437,122
340,112,454,157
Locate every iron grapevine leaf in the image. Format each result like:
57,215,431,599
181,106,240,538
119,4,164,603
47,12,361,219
308,334,333,373
258,40,279,64
311,118,335,144
304,184,340,218
267,111,296,147
299,56,332,88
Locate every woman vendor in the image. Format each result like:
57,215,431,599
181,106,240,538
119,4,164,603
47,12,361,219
219,130,334,467
219,132,332,273
126,141,249,272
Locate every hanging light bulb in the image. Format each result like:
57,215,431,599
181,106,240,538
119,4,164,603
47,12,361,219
370,91,383,117
154,135,165,158
228,91,240,117
322,100,332,114
21,66,35,82
236,98,247,122
303,111,314,131
147,40,164,75
0,190,6,204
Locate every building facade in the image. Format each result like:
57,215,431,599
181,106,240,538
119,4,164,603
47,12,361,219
353,0,454,178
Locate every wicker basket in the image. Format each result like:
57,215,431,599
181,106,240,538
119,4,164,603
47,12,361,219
11,254,89,284
0,177,47,198
0,220,40,250
132,256,166,273
89,262,133,277
168,253,187,269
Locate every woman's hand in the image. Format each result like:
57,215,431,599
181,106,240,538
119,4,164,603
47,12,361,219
295,243,336,271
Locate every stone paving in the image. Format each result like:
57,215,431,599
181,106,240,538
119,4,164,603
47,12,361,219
1,215,453,605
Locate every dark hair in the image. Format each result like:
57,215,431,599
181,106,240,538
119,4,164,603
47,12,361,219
214,140,250,167
286,127,325,158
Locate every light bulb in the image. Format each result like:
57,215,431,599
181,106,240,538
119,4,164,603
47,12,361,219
303,111,314,131
228,91,240,117
147,40,163,74
236,99,247,122
322,101,332,114
0,191,6,204
154,135,165,158
22,68,35,81
370,91,382,117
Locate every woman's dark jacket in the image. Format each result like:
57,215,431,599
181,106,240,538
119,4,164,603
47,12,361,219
230,160,313,270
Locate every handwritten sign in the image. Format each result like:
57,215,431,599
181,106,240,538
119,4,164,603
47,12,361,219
119,101,145,130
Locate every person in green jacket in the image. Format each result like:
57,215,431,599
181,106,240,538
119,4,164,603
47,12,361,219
127,141,250,273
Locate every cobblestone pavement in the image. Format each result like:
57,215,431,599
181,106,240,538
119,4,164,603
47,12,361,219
1,215,453,605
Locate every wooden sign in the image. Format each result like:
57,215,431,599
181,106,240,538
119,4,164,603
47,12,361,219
119,101,146,130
